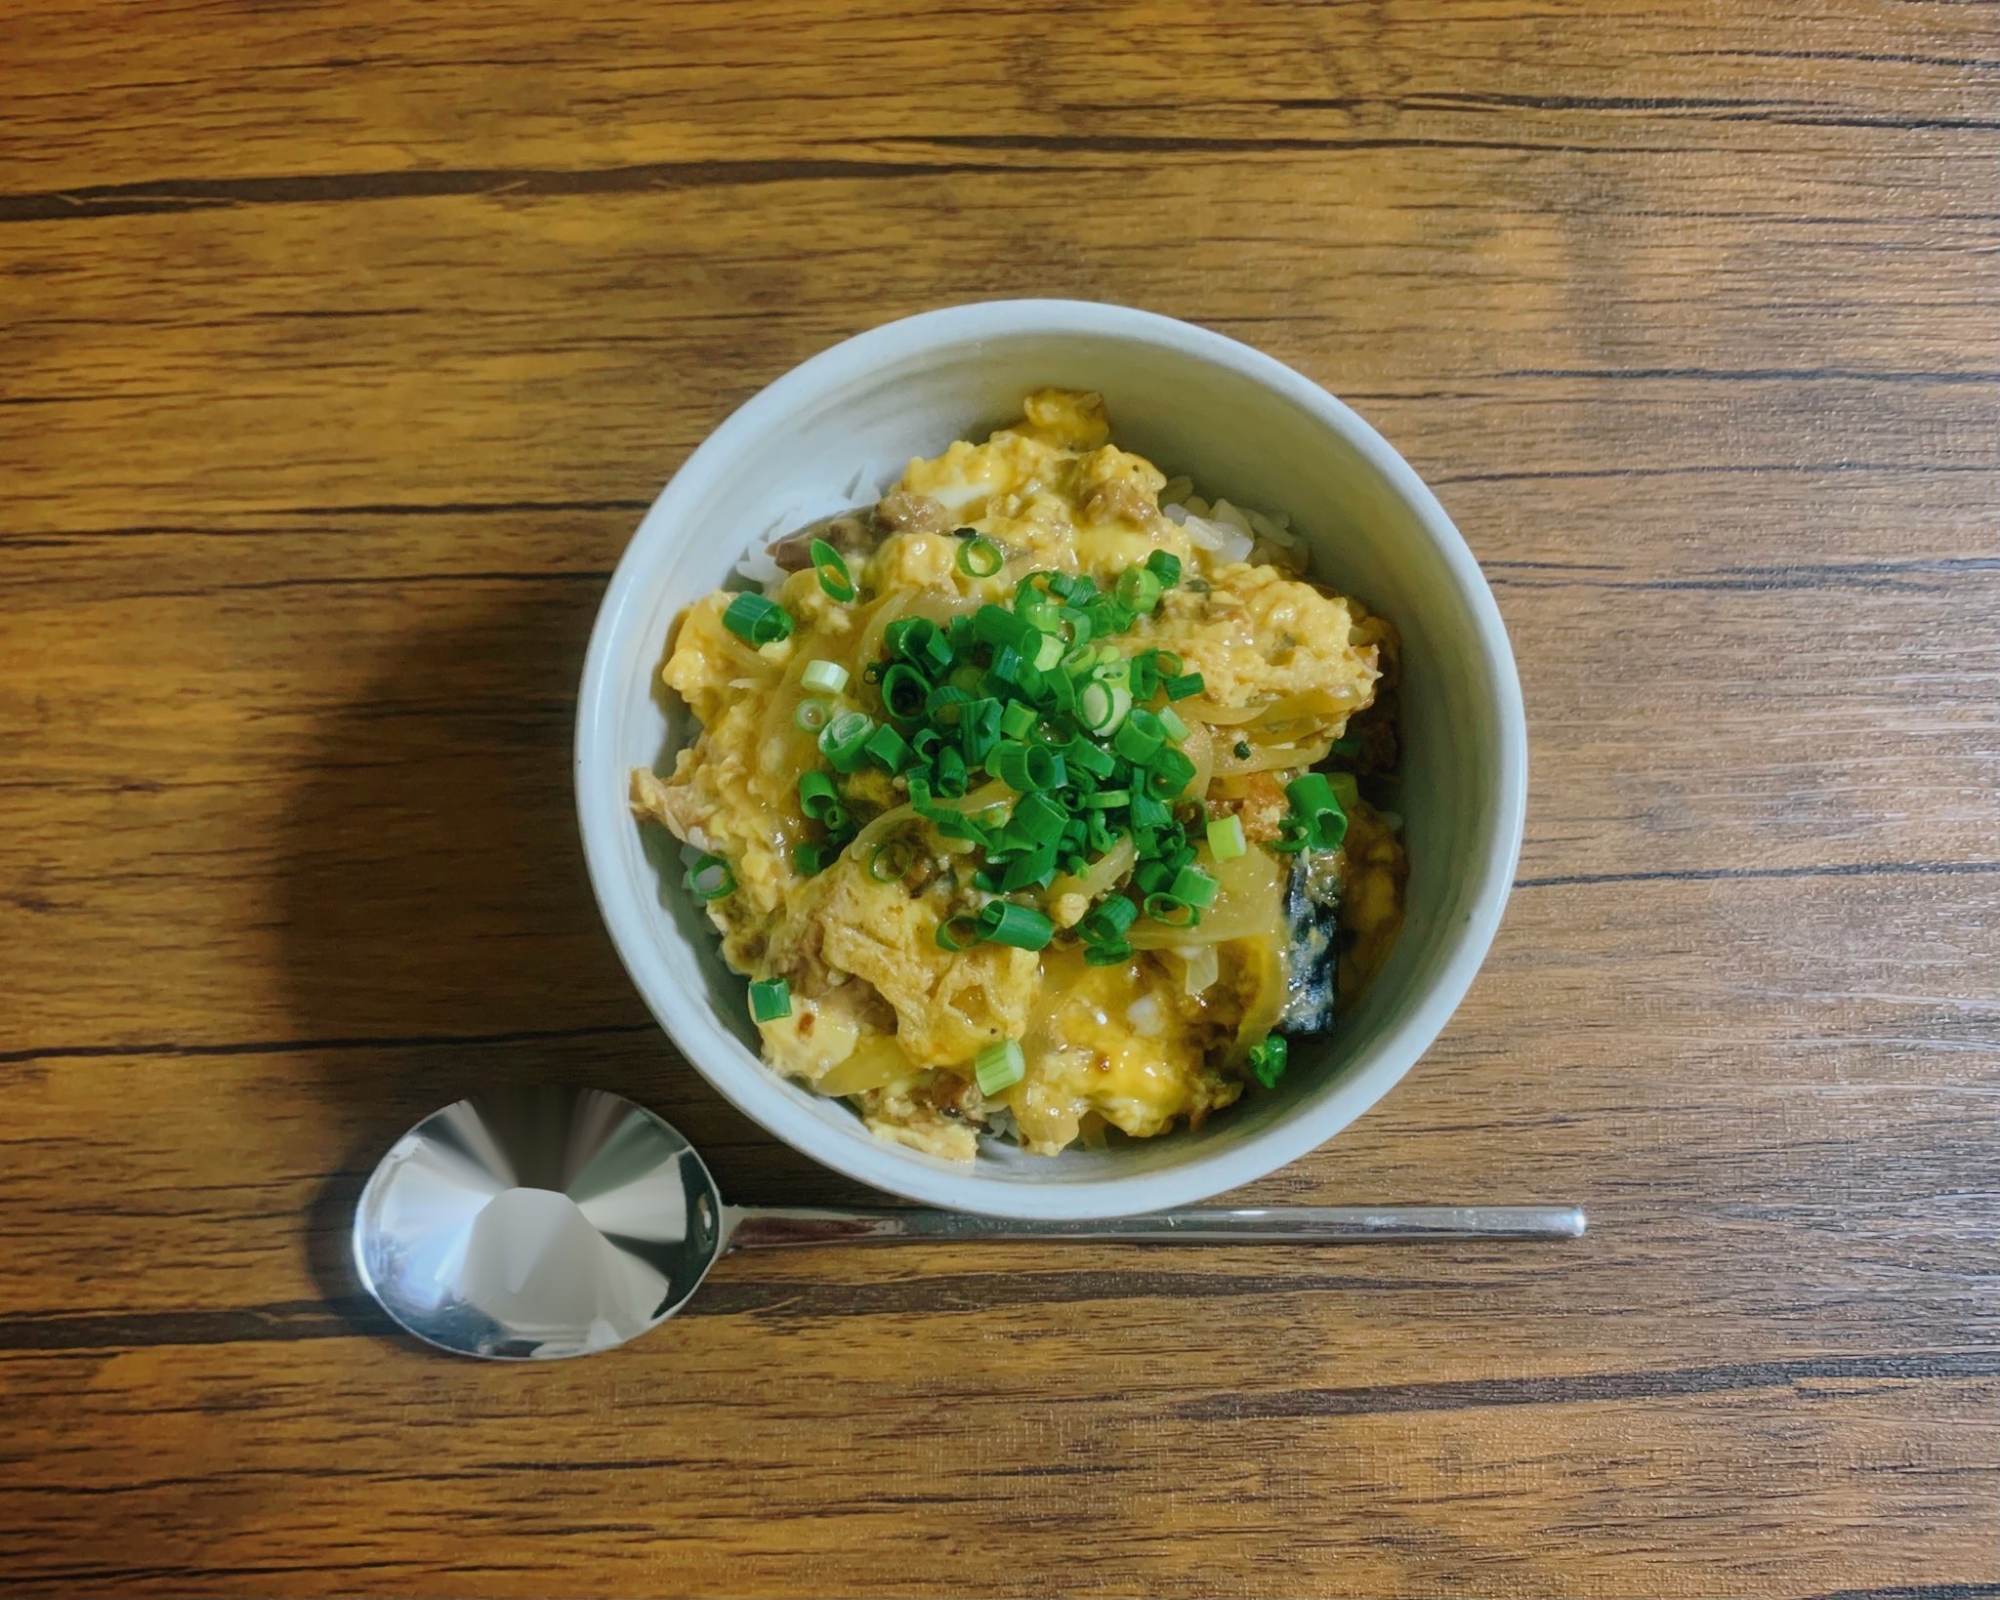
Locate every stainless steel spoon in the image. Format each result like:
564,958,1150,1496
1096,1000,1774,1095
352,1085,1586,1360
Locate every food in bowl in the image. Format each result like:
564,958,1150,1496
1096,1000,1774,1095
630,388,1405,1159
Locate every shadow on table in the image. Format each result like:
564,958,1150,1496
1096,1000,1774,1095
276,576,880,1318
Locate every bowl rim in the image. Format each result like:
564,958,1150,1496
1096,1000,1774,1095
575,298,1526,1218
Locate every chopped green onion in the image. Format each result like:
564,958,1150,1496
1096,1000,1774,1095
1084,940,1132,966
1008,792,1068,846
958,536,1004,578
978,901,1056,950
1146,746,1197,798
880,663,931,723
985,645,1024,688
1080,895,1138,944
1145,550,1182,587
1018,600,1064,634
748,977,792,1023
1128,791,1172,830
1082,788,1130,809
885,617,953,674
863,723,910,772
1207,814,1248,861
973,603,1034,651
686,853,735,901
801,658,849,695
1113,708,1164,764
819,710,875,772
1329,772,1360,810
798,771,841,821
1115,566,1162,614
934,746,968,797
808,538,856,602
1248,1035,1288,1088
1129,653,1159,702
1065,738,1115,779
960,698,1004,764
1078,680,1132,734
1331,735,1362,757
868,838,915,882
794,698,832,734
926,684,970,724
1031,631,1066,672
1143,892,1197,928
1234,739,1253,761
722,592,794,646
1164,671,1206,701
1170,866,1219,909
935,912,982,952
791,841,833,875
999,700,1037,739
998,844,1059,892
1284,772,1349,853
1156,706,1190,744
975,1038,1026,1094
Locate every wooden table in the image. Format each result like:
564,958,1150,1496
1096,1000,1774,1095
4,2,1996,1595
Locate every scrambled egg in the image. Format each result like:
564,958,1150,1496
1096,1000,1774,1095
632,390,1404,1159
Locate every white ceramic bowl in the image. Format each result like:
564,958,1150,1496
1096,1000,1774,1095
576,300,1525,1219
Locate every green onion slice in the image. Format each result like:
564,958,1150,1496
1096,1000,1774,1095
1171,866,1220,909
1080,895,1139,944
978,901,1055,950
722,592,794,646
801,658,850,695
1207,814,1248,861
685,853,735,901
1248,1034,1288,1088
1113,708,1165,764
974,1038,1026,1095
1284,772,1349,853
863,723,911,772
809,538,856,602
1142,892,1198,928
748,977,792,1023
798,771,840,820
880,663,931,723
926,684,972,724
958,536,1004,578
935,912,983,952
819,710,875,772
868,837,916,883
797,842,839,875
1115,566,1163,614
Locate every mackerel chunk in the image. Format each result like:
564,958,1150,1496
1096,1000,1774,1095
1279,851,1343,1034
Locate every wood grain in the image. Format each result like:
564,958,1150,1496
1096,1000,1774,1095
2,0,1996,1594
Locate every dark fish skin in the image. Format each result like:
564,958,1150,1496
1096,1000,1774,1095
1279,852,1342,1034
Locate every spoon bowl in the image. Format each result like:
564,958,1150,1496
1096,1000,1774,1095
353,1086,726,1359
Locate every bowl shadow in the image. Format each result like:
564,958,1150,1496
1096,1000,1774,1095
278,577,885,1300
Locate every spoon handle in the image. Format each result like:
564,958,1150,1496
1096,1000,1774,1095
724,1204,1585,1249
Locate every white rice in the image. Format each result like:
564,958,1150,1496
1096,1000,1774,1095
733,460,886,593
